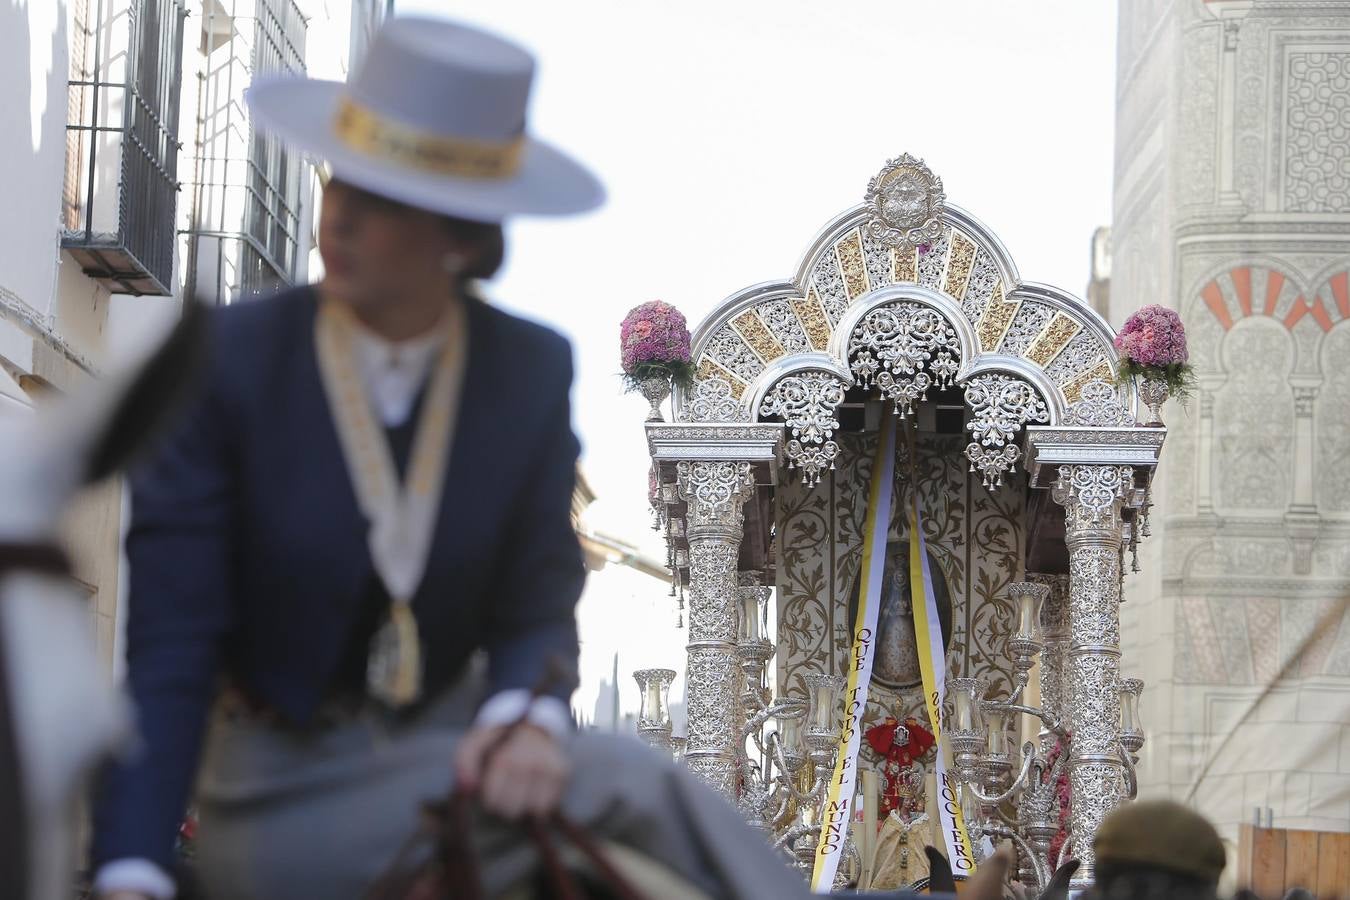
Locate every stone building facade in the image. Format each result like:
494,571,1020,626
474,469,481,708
1112,0,1350,846
0,0,386,677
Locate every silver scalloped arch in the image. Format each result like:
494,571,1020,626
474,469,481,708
682,202,1133,428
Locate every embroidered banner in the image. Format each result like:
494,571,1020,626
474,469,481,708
811,415,896,892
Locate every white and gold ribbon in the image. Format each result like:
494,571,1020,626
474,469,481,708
314,298,468,706
812,414,896,892
905,421,979,876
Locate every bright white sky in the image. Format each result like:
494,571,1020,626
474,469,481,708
395,0,1119,559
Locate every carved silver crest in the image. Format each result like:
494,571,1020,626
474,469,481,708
864,153,947,251
681,378,751,423
1063,379,1136,428
758,371,848,487
963,373,1050,489
847,301,961,418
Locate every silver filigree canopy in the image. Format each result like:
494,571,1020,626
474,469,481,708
758,371,848,487
864,154,947,251
963,373,1050,489
640,155,1170,883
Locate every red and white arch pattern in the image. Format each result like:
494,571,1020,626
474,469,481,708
1200,265,1349,333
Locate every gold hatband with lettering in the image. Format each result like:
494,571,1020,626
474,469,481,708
333,97,524,180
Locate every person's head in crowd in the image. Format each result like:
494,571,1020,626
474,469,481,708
1092,800,1226,900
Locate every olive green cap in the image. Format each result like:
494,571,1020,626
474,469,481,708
1093,800,1226,884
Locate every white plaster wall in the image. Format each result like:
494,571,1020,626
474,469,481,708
0,0,73,376
0,0,123,674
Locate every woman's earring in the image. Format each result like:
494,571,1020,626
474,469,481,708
442,252,466,275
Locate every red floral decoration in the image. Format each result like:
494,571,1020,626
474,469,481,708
1043,736,1073,864
866,716,935,765
866,716,936,818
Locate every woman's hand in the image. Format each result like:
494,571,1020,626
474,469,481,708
454,722,571,820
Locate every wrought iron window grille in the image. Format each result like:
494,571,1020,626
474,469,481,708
183,0,307,305
63,0,188,297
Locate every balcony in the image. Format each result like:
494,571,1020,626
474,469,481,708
62,0,188,296
184,0,308,305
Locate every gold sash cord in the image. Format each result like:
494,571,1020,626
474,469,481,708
314,298,468,707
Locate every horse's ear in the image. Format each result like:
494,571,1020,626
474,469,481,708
1040,858,1079,900
83,301,210,484
925,845,957,894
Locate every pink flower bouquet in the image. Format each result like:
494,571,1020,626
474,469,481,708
1114,304,1195,400
620,300,695,392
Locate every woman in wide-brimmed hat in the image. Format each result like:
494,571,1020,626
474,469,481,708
89,17,812,900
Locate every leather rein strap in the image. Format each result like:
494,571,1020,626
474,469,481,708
367,662,650,900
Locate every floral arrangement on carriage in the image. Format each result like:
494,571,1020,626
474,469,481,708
620,300,695,421
1114,304,1195,426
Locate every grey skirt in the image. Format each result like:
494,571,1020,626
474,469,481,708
193,686,475,898
192,685,813,900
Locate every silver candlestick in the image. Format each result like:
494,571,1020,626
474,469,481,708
633,667,676,751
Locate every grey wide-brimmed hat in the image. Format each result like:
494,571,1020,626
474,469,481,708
246,17,603,223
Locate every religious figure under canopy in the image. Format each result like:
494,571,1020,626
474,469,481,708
849,540,953,691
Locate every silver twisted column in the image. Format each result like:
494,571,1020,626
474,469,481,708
1051,464,1133,887
677,460,756,798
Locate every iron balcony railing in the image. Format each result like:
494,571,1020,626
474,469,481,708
63,0,188,297
183,0,307,305
244,0,306,287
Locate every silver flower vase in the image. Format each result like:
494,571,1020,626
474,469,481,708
638,374,672,422
1138,374,1169,426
